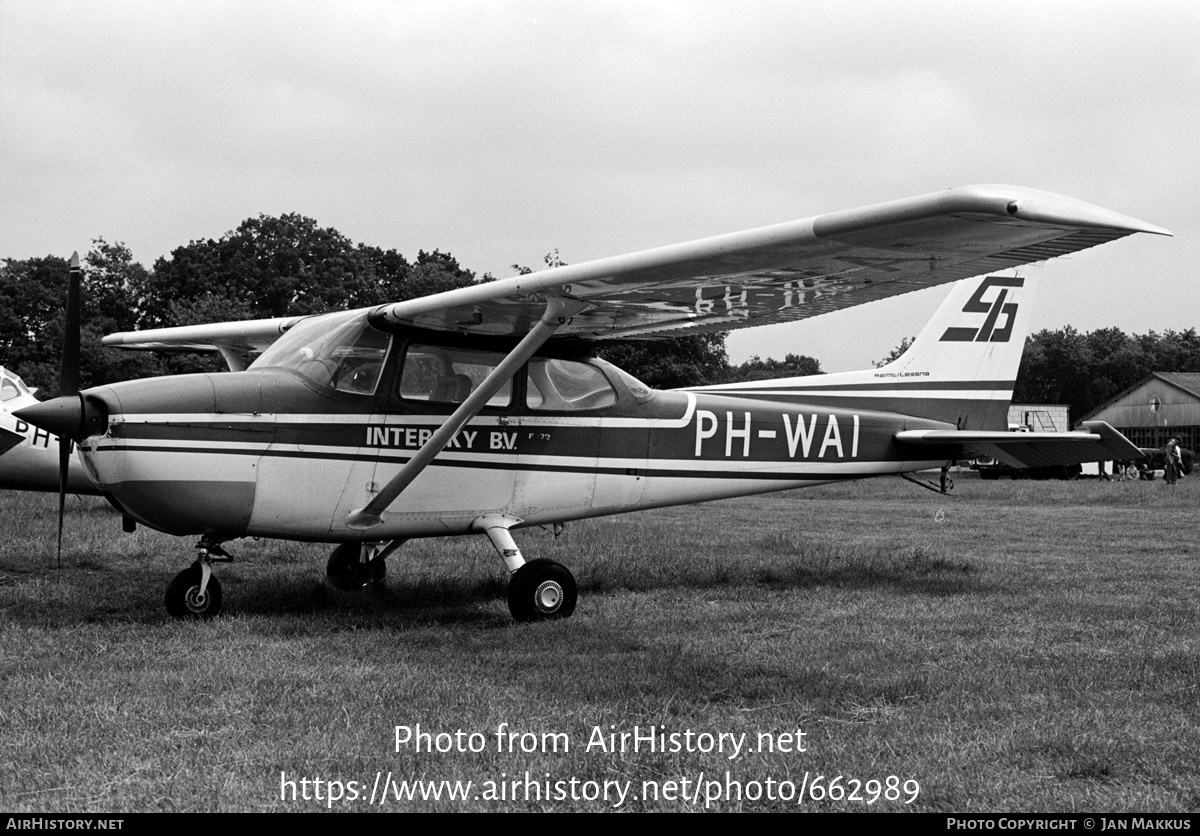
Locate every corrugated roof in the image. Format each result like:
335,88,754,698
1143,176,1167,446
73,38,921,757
1154,373,1200,399
1079,372,1200,422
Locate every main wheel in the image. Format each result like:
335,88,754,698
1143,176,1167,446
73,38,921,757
165,562,223,619
507,559,577,622
327,543,387,591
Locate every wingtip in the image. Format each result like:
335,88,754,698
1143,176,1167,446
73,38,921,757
961,184,1172,237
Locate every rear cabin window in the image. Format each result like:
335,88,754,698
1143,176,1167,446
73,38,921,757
399,345,512,408
527,358,617,411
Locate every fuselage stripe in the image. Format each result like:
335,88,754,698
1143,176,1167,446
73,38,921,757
89,442,933,481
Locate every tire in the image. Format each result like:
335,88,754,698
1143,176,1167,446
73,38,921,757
165,562,223,619
327,543,387,591
507,559,577,622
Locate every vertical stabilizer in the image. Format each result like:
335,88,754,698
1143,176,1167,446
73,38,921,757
694,267,1043,429
874,267,1041,390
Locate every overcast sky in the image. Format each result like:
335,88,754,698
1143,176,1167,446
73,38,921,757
1,0,1195,370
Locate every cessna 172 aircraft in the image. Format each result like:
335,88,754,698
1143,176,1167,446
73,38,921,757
16,185,1168,622
0,366,98,495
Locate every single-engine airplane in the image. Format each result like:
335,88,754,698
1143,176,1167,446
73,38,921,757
0,366,99,495
17,185,1169,621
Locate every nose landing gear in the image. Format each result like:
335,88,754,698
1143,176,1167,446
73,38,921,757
165,540,233,619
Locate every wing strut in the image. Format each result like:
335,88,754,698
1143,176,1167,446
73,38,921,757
346,295,589,530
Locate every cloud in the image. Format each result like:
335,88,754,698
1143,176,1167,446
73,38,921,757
2,0,1195,369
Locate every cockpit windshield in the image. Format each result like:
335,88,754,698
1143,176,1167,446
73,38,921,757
249,311,391,395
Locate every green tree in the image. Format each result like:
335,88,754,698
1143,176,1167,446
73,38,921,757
726,353,822,382
140,215,479,329
135,215,479,374
1010,326,1200,419
874,336,914,368
0,242,164,395
81,239,167,389
0,253,71,392
1014,327,1094,415
599,335,729,389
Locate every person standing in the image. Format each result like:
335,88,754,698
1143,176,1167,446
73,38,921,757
1165,437,1183,485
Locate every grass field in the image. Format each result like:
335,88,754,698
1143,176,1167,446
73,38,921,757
1,473,1197,812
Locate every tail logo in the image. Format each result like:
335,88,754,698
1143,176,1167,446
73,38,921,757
940,276,1024,343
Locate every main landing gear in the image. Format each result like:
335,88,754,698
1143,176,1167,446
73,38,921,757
325,526,578,622
326,541,398,590
506,558,577,622
477,516,577,622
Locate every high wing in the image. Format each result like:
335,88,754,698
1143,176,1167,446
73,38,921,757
103,184,1170,356
101,316,309,371
373,184,1169,339
895,421,1142,469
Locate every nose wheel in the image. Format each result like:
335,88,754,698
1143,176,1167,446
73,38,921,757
165,540,233,620
165,562,223,619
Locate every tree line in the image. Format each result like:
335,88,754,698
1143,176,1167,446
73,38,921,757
0,213,822,395
1014,326,1200,419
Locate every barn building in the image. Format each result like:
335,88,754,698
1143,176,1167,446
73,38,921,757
1076,372,1200,451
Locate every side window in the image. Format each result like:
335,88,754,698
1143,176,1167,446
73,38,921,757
527,359,617,411
0,378,19,403
399,345,512,408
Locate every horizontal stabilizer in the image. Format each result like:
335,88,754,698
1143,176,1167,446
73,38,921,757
895,421,1141,469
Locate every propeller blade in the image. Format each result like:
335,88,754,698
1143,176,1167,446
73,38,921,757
57,439,69,567
56,252,82,569
61,252,81,398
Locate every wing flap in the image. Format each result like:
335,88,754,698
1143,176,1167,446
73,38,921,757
895,421,1142,469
